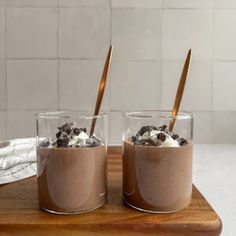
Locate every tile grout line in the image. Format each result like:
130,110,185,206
3,4,236,9
0,108,231,113
3,6,110,9
4,5,236,10
159,0,164,110
108,0,111,141
211,1,215,143
4,5,7,139
5,58,236,62
56,1,60,110
109,0,112,142
109,0,112,136
109,0,112,111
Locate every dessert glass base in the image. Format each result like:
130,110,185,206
124,199,191,214
40,201,105,215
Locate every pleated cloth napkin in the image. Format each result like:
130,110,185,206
0,138,36,185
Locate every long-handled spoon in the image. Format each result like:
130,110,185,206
169,49,192,132
90,45,113,136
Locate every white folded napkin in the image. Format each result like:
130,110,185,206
0,138,37,185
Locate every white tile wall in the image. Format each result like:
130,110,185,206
6,0,58,7
59,7,110,59
0,1,5,7
163,0,213,9
111,0,161,8
59,0,109,7
161,60,212,111
193,112,212,143
214,0,236,9
0,59,5,109
212,112,236,143
0,1,235,145
6,110,40,139
0,8,5,58
7,60,58,109
7,8,57,58
112,8,161,60
59,60,109,110
213,62,236,111
162,9,213,60
110,60,162,110
213,10,236,60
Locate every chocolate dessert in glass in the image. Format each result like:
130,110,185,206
36,111,108,214
122,111,193,213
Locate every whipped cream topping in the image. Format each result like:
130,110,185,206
40,122,102,148
147,130,179,147
68,131,89,146
131,125,188,147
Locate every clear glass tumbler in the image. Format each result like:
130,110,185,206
36,111,108,214
122,111,193,213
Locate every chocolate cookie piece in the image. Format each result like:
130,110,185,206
58,122,73,134
73,128,81,136
172,134,179,140
134,139,146,146
40,140,50,147
54,123,95,148
177,138,188,146
85,137,102,147
157,132,166,142
56,131,62,139
158,125,168,132
73,127,87,136
131,136,136,142
130,124,189,147
137,126,157,136
57,138,69,148
146,138,156,146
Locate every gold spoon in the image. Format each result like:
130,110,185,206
169,49,192,132
90,45,113,136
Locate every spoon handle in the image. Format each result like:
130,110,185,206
169,49,192,132
90,46,113,136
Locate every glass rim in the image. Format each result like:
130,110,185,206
123,110,194,120
35,111,108,120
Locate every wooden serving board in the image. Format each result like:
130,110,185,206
0,147,222,236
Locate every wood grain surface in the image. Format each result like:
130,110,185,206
0,147,222,236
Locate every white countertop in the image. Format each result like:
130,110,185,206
193,145,236,236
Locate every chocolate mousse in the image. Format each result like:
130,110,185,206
123,125,192,213
37,122,107,214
